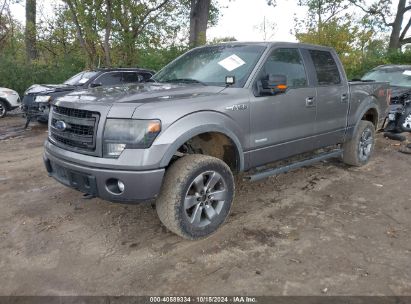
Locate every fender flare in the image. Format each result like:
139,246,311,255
157,113,245,171
352,101,380,137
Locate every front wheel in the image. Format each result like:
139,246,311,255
342,120,375,166
156,155,234,240
0,100,7,118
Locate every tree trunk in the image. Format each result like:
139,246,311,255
388,0,405,50
25,0,37,62
65,0,94,67
103,0,112,67
189,0,211,47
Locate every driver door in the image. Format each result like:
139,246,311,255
249,47,317,168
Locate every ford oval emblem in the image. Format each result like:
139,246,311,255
55,120,67,131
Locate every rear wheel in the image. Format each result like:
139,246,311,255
156,154,234,240
0,100,7,118
342,120,375,166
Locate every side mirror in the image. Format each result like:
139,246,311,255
90,82,102,88
260,74,288,96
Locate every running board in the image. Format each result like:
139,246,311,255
245,149,343,182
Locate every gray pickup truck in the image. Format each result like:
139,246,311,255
43,42,389,239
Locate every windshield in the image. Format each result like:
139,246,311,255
154,44,267,87
64,71,98,86
362,68,411,88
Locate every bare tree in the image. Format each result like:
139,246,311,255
25,0,37,62
189,0,211,47
349,0,411,49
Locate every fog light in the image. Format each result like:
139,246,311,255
118,180,125,193
106,178,125,195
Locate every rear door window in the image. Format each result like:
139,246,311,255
96,72,123,86
308,50,341,85
122,72,142,83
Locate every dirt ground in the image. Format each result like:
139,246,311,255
0,113,410,296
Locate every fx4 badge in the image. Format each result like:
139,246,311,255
225,104,248,111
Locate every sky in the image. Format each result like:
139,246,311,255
9,0,308,43
208,0,307,42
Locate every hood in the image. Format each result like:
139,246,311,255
390,86,411,104
56,82,224,105
25,84,76,95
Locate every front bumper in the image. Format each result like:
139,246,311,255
22,95,49,121
44,148,165,203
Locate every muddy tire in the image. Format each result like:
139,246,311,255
343,120,375,166
156,154,234,240
0,100,7,118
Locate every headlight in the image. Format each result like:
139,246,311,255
103,119,161,158
35,95,51,103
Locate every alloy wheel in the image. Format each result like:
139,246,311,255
358,127,373,162
184,171,228,228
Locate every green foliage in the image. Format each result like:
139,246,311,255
0,0,205,94
295,0,411,79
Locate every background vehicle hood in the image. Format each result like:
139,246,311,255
25,84,76,95
56,82,224,105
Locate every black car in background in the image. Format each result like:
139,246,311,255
22,68,155,127
362,65,411,132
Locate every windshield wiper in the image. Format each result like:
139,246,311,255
164,78,207,86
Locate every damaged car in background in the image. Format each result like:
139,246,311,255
21,68,154,128
362,65,411,134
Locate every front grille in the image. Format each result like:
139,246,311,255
51,118,94,136
54,105,94,119
50,106,99,152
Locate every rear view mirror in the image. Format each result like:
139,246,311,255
260,74,288,96
90,82,102,88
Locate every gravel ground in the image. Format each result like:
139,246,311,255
0,114,410,296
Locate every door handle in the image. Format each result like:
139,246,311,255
341,94,348,103
305,97,315,107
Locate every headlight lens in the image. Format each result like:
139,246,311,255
103,119,161,158
35,95,51,103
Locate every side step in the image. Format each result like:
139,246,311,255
245,149,343,182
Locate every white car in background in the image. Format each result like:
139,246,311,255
0,87,20,118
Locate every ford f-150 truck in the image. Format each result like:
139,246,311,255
43,42,389,239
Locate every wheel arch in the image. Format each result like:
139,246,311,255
157,113,245,172
347,97,380,140
0,97,11,110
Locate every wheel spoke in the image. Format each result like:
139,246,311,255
205,172,220,190
190,204,203,225
363,138,373,146
209,189,228,201
204,205,217,221
193,174,205,193
184,195,200,210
